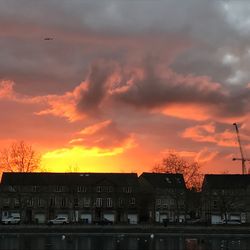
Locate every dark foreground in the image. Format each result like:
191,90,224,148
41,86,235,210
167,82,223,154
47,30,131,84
1,225,250,250
0,224,250,236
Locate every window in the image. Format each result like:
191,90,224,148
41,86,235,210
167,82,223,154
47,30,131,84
96,186,101,193
119,198,124,207
165,177,171,184
37,198,44,207
61,197,66,208
123,187,132,193
129,197,135,205
83,197,91,207
156,199,161,206
50,197,55,207
3,198,10,206
96,198,102,207
55,186,63,192
176,177,182,184
213,200,217,209
108,186,113,192
32,186,37,192
77,186,86,192
74,198,79,207
162,199,168,208
27,198,33,207
106,198,113,207
8,186,16,192
14,198,20,207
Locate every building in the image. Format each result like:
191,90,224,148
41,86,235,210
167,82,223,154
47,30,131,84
139,172,187,224
202,174,250,224
0,172,140,224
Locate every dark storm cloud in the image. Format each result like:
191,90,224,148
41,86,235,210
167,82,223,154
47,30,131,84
1,0,250,96
64,57,250,122
1,0,250,122
113,62,225,109
76,61,115,114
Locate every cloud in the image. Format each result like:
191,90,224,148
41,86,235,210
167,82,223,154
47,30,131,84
0,80,15,99
79,120,112,135
194,148,219,164
75,61,117,115
2,57,250,125
182,123,239,147
70,119,135,151
159,148,218,166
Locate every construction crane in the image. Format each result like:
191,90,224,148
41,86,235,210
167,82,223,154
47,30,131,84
232,123,250,174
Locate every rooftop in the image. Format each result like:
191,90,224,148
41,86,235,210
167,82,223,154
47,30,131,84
139,172,186,189
1,172,139,186
203,174,250,189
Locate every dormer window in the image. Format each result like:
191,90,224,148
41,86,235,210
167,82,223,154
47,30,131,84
8,186,16,192
176,177,182,184
165,177,171,184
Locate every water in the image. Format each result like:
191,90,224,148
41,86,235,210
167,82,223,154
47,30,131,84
0,234,249,250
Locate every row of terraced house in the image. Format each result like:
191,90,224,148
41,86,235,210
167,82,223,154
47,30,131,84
0,172,250,225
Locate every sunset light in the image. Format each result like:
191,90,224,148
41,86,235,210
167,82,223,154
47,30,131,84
0,0,250,176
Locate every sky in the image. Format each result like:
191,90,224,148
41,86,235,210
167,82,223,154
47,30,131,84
1,0,250,174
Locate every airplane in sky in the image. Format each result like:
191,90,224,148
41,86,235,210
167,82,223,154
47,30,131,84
44,37,54,41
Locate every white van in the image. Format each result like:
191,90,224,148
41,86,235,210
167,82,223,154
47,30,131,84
2,215,21,225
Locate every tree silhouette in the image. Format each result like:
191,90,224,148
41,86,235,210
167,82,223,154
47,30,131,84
0,141,41,172
152,152,203,190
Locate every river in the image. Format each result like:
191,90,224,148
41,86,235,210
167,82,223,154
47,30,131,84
0,234,249,250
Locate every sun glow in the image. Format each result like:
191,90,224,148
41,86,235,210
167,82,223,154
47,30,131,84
41,145,131,172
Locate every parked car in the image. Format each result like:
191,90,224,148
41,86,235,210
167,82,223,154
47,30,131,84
93,218,113,225
186,218,203,225
47,217,69,225
221,219,241,225
2,216,21,225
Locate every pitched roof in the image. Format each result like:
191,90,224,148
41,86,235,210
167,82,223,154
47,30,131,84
203,174,250,189
139,172,186,189
0,172,138,186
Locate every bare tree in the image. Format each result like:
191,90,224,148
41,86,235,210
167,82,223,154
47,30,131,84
152,152,203,190
0,141,41,172
67,162,80,172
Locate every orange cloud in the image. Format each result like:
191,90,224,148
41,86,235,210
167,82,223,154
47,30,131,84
70,120,136,151
0,81,15,99
182,123,237,147
35,92,84,122
79,120,112,135
158,104,213,121
159,148,218,165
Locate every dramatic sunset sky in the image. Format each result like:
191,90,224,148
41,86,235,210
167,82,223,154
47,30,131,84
0,0,250,174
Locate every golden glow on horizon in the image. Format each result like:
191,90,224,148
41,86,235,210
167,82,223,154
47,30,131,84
41,145,138,173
